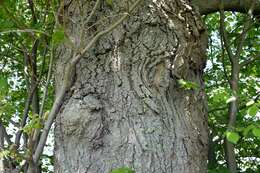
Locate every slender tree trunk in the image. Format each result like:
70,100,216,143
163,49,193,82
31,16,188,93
225,60,240,173
27,39,42,173
208,132,216,169
54,0,208,172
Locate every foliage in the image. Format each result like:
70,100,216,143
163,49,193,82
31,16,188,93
178,79,199,90
205,11,260,172
0,0,57,171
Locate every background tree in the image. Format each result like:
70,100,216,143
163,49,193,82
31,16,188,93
205,4,260,173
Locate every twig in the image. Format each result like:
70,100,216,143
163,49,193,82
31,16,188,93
86,0,101,25
209,92,260,113
220,30,231,83
0,121,12,145
14,84,37,148
236,1,255,59
0,29,50,36
219,2,235,64
28,0,37,24
240,55,259,67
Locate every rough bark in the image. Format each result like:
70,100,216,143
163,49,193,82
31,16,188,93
54,0,208,172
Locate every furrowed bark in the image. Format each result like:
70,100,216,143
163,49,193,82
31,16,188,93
54,0,208,172
32,0,143,169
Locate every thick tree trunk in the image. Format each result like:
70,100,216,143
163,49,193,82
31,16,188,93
54,0,208,172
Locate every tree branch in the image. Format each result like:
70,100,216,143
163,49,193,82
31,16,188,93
14,84,37,148
209,93,260,113
85,0,101,25
219,3,235,64
219,30,231,84
28,0,37,24
240,55,259,67
235,1,255,58
0,121,12,145
192,0,260,15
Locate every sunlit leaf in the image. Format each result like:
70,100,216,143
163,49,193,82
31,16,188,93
252,128,260,137
178,79,199,90
106,0,113,6
246,100,254,107
111,167,135,173
0,75,8,91
243,124,254,136
226,131,240,144
0,150,10,159
247,104,259,116
226,96,236,104
52,27,65,45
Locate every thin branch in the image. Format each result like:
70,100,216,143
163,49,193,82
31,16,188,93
31,39,54,145
0,29,50,36
220,31,231,83
219,2,235,64
9,120,20,128
38,40,49,80
192,0,260,15
240,56,259,67
73,0,142,65
42,0,51,25
209,93,260,113
85,0,101,25
0,121,12,145
39,42,53,119
209,106,226,113
14,84,37,148
228,21,256,49
84,13,126,32
30,39,40,114
235,1,255,58
28,0,37,24
2,6,27,29
14,42,40,147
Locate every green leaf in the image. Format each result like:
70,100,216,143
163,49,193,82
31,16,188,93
111,167,135,173
52,28,65,45
22,114,43,135
246,100,254,107
0,150,10,159
247,104,259,116
0,75,8,91
178,79,199,90
226,96,236,104
252,128,260,137
226,131,240,144
106,0,113,6
243,124,254,136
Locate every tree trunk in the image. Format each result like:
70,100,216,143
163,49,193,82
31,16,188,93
54,0,208,172
224,55,240,173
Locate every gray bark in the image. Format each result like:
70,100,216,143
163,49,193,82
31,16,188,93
54,0,208,172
